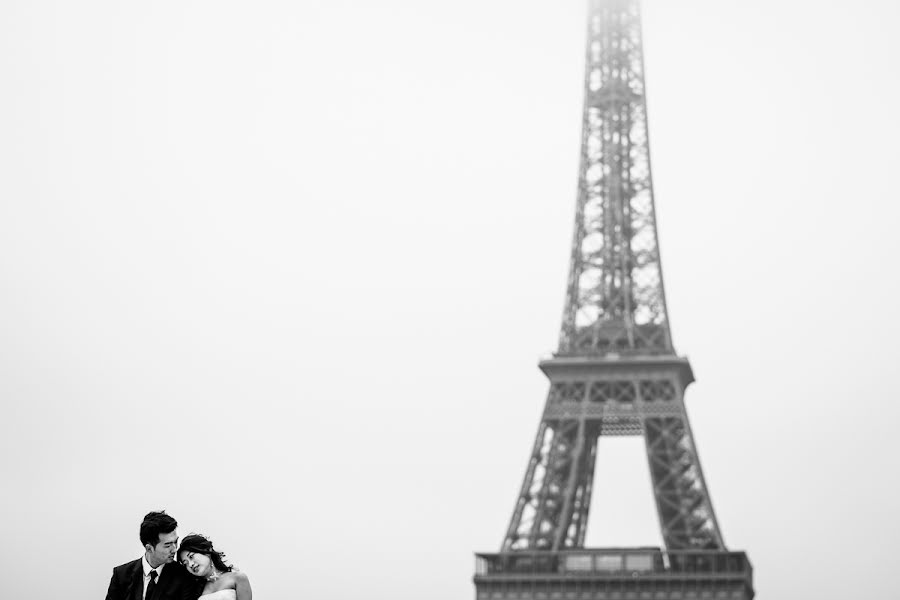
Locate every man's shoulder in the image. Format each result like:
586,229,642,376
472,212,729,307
163,561,193,581
113,558,142,573
163,562,203,595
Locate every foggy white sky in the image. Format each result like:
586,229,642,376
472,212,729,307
2,1,899,598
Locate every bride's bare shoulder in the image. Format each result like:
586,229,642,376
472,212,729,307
224,571,250,586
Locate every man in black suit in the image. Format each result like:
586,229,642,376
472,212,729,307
106,511,202,600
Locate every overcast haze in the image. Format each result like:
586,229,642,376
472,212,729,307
2,1,899,598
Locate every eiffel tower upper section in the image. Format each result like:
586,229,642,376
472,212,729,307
558,0,672,358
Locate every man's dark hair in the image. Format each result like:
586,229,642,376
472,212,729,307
139,511,178,547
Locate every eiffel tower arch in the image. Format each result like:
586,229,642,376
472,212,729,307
474,1,754,598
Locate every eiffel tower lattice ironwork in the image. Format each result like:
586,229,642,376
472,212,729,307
474,1,754,598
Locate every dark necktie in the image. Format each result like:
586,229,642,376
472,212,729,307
146,569,158,600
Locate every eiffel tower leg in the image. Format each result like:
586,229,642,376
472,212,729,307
502,412,598,551
532,419,581,550
642,379,725,550
517,418,580,550
502,420,549,551
555,420,598,550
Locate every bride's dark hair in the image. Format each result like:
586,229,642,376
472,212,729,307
178,534,233,574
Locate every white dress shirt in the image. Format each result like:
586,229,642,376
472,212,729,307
141,556,166,600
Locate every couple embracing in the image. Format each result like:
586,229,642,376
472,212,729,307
105,511,252,600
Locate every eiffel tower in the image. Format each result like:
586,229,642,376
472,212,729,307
474,1,753,598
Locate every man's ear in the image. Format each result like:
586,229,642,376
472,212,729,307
144,543,154,554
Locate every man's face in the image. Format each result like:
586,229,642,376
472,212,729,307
145,530,179,567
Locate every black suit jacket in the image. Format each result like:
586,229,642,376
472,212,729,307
105,559,201,600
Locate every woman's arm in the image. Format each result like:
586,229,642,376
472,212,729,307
234,572,252,600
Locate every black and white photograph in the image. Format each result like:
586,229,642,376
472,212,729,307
2,1,899,598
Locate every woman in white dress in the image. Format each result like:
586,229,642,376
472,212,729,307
177,534,252,600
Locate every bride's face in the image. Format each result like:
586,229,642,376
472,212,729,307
179,550,213,578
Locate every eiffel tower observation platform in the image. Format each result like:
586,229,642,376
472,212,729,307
474,548,753,600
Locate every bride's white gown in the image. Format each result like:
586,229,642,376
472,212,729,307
199,591,237,600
